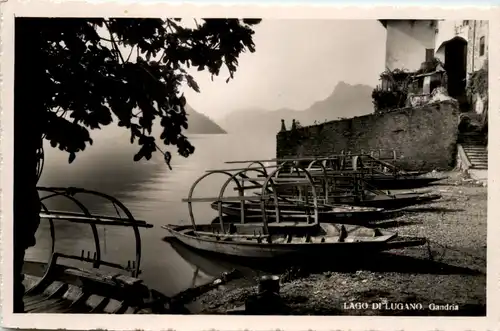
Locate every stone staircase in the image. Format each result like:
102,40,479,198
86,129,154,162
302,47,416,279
459,133,488,170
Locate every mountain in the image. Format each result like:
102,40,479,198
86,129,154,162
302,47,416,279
218,81,374,134
185,104,227,134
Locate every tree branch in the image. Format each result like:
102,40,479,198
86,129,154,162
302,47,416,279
103,20,126,64
126,45,136,62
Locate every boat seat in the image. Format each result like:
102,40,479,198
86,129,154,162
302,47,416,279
194,230,269,240
234,222,317,229
64,268,144,287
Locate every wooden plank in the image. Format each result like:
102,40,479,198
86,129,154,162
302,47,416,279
26,298,67,313
23,274,41,292
86,294,110,313
42,210,151,225
39,212,153,228
235,222,316,228
194,230,269,239
64,268,143,288
24,294,48,307
240,177,312,184
205,165,278,172
64,269,117,287
103,299,125,314
115,274,143,286
62,284,84,302
240,213,314,219
29,298,70,313
182,196,271,203
43,281,68,298
233,185,263,191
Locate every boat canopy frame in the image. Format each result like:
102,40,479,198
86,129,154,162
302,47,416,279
183,163,321,236
37,186,153,278
223,152,418,178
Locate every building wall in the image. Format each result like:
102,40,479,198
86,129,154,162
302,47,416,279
385,20,436,71
434,20,469,62
276,100,460,171
467,20,489,73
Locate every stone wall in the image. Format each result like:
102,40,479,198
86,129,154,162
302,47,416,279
276,100,460,171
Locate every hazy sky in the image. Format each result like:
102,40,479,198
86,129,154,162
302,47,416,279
182,19,386,119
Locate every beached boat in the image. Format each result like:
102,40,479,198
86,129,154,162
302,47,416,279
162,223,427,259
164,165,427,260
223,154,446,190
206,159,442,211
22,187,173,314
362,175,442,190
279,191,442,210
210,201,386,224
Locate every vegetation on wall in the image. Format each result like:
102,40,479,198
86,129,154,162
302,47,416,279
372,89,407,113
372,58,446,113
466,60,488,99
372,68,412,113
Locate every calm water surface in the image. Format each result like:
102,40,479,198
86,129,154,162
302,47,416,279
27,129,276,297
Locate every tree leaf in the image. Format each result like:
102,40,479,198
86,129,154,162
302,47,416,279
68,152,76,164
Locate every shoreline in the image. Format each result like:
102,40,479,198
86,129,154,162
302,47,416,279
191,171,487,316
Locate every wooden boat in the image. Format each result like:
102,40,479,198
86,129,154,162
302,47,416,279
166,166,427,260
22,256,170,314
280,191,442,210
162,223,427,260
362,175,442,190
22,187,174,314
205,160,442,212
223,155,446,190
210,201,386,224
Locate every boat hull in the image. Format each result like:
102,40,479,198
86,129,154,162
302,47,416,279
163,224,426,260
363,177,442,190
276,193,441,210
210,201,385,224
352,193,441,209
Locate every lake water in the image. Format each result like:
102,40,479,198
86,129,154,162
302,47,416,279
26,129,277,297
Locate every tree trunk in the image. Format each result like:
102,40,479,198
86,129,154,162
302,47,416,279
13,18,44,313
13,101,43,313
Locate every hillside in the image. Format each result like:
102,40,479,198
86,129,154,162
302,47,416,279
185,104,227,134
219,81,374,134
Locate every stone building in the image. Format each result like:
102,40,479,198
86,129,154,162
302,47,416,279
379,20,437,72
379,19,489,103
276,20,489,173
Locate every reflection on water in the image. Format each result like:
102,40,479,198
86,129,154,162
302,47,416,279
27,129,276,296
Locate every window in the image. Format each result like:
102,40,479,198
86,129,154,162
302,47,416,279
463,20,469,25
425,48,435,62
479,36,485,56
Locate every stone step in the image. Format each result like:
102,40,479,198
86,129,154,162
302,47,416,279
470,162,488,167
468,154,488,159
466,154,487,159
471,165,488,170
461,141,486,148
464,150,487,154
459,137,485,142
463,147,487,152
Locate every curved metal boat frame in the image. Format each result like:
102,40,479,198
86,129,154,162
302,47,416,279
36,187,153,278
184,163,320,236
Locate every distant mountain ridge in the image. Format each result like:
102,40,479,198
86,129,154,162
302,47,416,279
185,104,227,134
218,81,375,134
